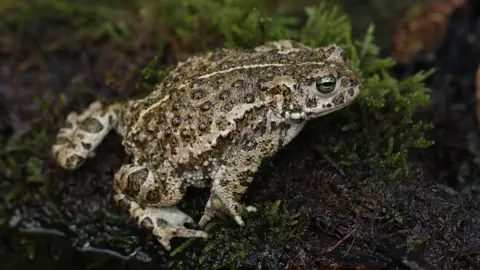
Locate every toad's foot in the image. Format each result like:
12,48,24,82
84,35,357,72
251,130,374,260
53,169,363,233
198,192,242,227
199,168,257,228
115,192,207,250
141,206,208,251
198,195,257,227
198,189,257,228
51,101,122,170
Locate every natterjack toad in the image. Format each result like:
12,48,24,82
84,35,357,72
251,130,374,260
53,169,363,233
52,40,361,250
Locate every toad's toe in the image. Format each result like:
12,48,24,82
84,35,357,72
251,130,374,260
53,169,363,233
138,206,208,251
153,226,207,251
198,193,244,227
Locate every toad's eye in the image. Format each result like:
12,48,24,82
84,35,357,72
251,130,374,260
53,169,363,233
315,76,336,93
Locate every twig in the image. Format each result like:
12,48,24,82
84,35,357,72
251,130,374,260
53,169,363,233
327,228,357,253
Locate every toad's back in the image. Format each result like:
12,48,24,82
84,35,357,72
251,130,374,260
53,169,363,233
120,40,347,168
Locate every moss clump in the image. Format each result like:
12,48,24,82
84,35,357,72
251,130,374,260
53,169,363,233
1,0,434,269
171,201,298,269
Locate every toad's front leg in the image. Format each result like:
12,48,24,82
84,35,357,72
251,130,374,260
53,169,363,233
198,166,257,227
114,164,207,250
198,138,278,227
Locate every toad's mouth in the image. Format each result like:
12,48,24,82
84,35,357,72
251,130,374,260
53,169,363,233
285,101,353,121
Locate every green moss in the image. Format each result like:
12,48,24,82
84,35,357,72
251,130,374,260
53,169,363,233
1,0,134,51
172,201,298,269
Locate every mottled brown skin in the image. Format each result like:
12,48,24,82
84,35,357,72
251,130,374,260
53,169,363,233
51,40,361,250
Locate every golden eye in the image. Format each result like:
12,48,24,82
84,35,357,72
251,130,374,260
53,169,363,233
315,76,336,93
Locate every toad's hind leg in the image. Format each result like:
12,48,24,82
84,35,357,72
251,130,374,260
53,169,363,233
114,164,207,251
52,101,122,170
